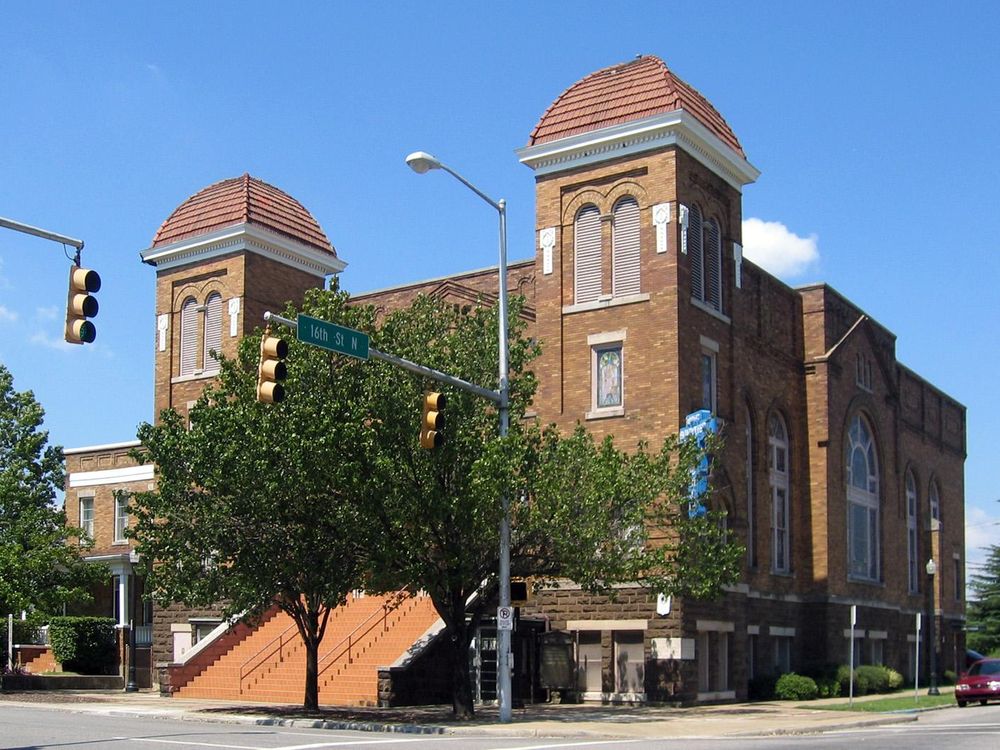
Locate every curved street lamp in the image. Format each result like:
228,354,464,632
405,151,512,724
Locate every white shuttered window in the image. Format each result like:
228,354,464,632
179,297,199,376
203,292,223,373
574,205,602,304
611,197,640,297
687,205,704,301
704,218,722,311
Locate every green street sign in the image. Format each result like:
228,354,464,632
296,314,370,361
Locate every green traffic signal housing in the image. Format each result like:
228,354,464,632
420,391,446,449
64,265,101,344
257,333,288,403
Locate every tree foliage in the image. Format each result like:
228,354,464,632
131,286,742,716
0,364,102,617
968,542,1000,655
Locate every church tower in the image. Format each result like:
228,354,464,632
139,174,345,419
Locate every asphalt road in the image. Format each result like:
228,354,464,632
0,704,998,750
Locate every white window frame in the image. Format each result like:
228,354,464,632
906,470,919,594
768,414,790,574
846,414,880,582
587,330,626,420
79,494,95,542
113,491,130,544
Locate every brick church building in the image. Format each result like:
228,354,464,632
62,55,966,704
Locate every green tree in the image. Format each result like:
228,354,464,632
0,364,102,617
131,287,741,717
352,293,741,717
968,543,1000,656
130,289,376,711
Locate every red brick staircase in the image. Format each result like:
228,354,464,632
173,592,439,705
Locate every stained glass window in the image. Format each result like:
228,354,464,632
596,346,622,408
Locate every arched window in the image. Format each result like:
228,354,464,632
929,481,941,528
179,296,199,376
768,413,790,573
703,217,722,311
574,204,601,304
906,470,919,593
611,196,640,297
746,403,756,568
202,292,223,374
846,414,880,581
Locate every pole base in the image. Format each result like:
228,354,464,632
927,686,940,696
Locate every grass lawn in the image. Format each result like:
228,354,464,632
804,692,956,712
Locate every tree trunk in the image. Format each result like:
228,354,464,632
447,594,475,718
304,632,319,711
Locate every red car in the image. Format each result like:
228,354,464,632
956,658,1000,707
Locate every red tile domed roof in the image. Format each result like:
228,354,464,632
528,55,744,158
152,174,335,255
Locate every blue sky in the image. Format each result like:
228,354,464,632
1,2,998,578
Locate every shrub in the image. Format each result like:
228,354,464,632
943,670,956,685
856,665,889,693
748,674,777,700
885,667,904,690
815,675,841,698
836,664,871,695
774,672,819,701
48,617,117,674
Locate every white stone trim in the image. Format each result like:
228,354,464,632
652,203,671,254
140,222,346,277
563,293,649,315
69,464,154,488
699,335,719,353
540,227,556,275
65,440,141,455
868,630,888,640
747,625,760,635
588,329,628,346
157,313,169,351
842,628,866,638
691,297,732,324
651,637,694,660
566,619,646,631
227,297,241,337
516,110,760,191
733,242,743,289
768,626,796,637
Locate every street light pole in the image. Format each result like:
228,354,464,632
406,151,513,724
926,558,940,696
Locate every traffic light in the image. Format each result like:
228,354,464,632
64,265,101,344
420,391,446,449
257,332,288,403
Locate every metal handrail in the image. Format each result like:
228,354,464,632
315,590,411,680
238,618,299,689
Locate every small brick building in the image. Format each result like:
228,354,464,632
64,55,965,702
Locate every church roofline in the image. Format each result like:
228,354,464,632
516,110,760,191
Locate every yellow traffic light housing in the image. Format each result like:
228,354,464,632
420,391,446,449
257,333,288,403
64,266,101,344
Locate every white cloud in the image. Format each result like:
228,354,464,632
741,218,820,279
30,330,74,351
0,305,16,323
35,305,59,321
965,505,1000,598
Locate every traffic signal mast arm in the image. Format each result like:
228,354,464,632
263,311,503,405
0,216,84,252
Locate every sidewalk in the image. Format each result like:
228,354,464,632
0,689,930,739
